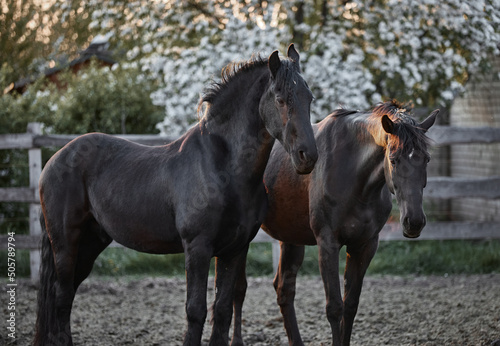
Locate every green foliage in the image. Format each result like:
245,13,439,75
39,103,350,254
5,240,500,279
0,0,94,84
43,64,163,135
0,62,163,136
369,240,500,275
92,248,186,276
0,0,45,83
0,249,31,278
0,62,164,234
91,243,277,277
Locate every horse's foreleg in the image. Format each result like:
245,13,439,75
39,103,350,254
210,245,249,346
231,249,249,346
183,238,212,346
341,238,378,346
316,228,342,345
273,242,305,346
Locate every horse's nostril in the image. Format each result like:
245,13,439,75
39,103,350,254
403,216,410,227
299,150,307,162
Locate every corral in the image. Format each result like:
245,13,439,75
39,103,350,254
3,275,500,345
1,121,500,279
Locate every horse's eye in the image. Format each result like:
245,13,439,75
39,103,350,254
276,97,286,107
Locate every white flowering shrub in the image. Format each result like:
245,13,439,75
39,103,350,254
85,0,499,134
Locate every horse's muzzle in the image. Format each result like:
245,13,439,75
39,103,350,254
402,215,426,238
292,146,318,174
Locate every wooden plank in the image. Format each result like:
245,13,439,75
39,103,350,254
28,123,43,280
428,125,500,145
0,234,41,250
32,134,77,147
0,231,278,250
253,229,278,243
0,187,38,203
29,149,42,200
425,176,500,199
3,125,498,151
0,133,34,149
33,134,174,148
379,222,500,241
3,222,498,251
24,126,500,149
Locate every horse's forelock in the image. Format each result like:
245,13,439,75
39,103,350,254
375,102,430,158
272,58,301,92
365,101,430,158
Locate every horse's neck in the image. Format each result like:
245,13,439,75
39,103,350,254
201,69,274,181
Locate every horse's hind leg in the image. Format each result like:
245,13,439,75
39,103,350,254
35,215,76,346
273,242,305,346
341,238,378,346
35,214,109,345
73,218,112,290
38,221,81,346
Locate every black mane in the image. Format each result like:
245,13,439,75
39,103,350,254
329,108,358,118
198,54,302,124
200,55,268,107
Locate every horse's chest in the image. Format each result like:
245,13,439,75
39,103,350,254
213,192,267,257
340,200,391,242
340,218,380,242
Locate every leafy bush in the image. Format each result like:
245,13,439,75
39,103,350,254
0,62,164,234
0,62,164,136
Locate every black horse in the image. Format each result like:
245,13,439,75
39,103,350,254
34,44,318,346
232,101,438,345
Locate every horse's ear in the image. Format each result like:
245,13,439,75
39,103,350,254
268,50,281,78
381,114,395,134
419,109,439,132
287,43,301,70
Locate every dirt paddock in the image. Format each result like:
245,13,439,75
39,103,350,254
4,274,500,345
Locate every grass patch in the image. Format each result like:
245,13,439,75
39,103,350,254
3,240,500,279
368,239,500,275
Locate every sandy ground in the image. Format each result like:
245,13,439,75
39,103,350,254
3,274,500,345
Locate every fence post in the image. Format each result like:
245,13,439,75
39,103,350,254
27,123,42,282
272,241,280,273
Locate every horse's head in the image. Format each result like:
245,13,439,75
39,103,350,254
260,44,318,174
382,109,439,238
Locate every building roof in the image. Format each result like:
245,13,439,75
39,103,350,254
4,39,116,94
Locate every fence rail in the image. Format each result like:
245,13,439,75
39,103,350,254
1,123,500,279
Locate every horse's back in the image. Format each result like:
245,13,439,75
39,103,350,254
39,129,258,255
39,133,188,253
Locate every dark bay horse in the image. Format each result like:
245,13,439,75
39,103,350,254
232,101,438,345
34,44,318,346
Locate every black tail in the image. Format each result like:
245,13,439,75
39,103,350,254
33,214,58,346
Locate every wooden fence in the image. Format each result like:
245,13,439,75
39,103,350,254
1,123,500,279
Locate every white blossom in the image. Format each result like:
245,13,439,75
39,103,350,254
85,0,499,135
